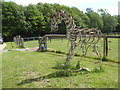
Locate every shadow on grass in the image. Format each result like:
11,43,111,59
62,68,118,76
46,50,118,63
17,70,89,86
46,49,101,60
46,52,64,57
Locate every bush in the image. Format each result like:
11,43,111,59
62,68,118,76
75,61,80,69
53,60,75,69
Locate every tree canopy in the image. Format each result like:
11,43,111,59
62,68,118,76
2,1,119,41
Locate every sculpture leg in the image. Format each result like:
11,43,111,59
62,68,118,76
84,44,91,56
93,44,102,69
65,46,73,65
65,42,75,67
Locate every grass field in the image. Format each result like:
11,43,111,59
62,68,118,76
2,38,119,88
5,38,119,62
48,38,119,62
18,38,118,62
2,51,119,88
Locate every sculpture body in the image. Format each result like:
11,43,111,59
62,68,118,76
50,10,102,66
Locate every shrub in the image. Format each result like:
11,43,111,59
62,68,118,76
75,61,80,69
53,60,75,69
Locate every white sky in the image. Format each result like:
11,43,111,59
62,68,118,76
5,0,119,15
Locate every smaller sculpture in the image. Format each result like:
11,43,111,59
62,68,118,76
37,36,47,52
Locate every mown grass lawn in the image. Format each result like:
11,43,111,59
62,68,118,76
2,51,119,88
19,38,118,62
47,38,119,62
2,38,119,88
5,38,119,63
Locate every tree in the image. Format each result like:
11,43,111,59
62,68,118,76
16,9,31,36
115,15,120,32
86,9,103,30
36,3,56,34
98,9,118,33
24,4,46,36
2,1,118,41
2,1,24,41
86,8,94,13
71,7,90,27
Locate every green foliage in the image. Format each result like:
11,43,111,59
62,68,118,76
86,8,94,13
76,61,80,69
54,60,74,69
2,2,21,38
70,7,90,27
24,4,46,36
115,24,120,32
86,11,103,30
51,69,89,77
115,15,120,32
2,1,118,41
98,9,118,33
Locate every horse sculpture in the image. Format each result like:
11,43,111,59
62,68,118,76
50,10,102,67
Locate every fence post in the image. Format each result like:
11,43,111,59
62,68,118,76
38,37,41,51
103,36,108,57
21,38,24,48
45,36,47,50
106,37,108,56
50,37,51,42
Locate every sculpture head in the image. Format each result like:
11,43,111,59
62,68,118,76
50,10,67,32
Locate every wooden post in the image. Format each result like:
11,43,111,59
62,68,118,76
45,36,47,50
21,38,24,48
50,37,51,42
38,37,41,51
106,37,108,56
103,36,108,57
103,36,106,57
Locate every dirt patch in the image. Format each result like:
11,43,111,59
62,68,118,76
26,47,39,51
0,43,6,50
47,48,54,51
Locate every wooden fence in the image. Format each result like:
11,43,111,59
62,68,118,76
103,36,120,57
23,34,120,57
103,32,120,35
24,37,41,41
45,34,120,57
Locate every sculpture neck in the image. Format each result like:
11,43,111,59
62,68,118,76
51,10,76,36
58,11,76,31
